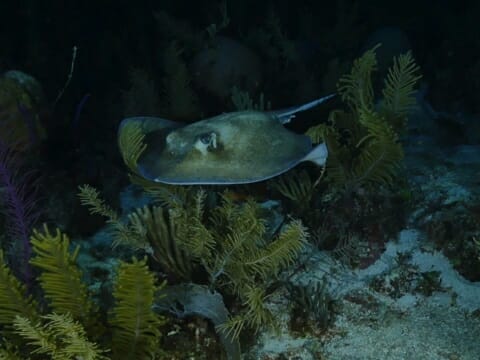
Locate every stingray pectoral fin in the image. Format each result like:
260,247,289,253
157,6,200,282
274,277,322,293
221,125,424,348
270,94,336,124
301,143,328,166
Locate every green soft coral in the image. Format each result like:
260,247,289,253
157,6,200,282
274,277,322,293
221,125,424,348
13,313,107,360
79,185,307,341
29,225,97,329
110,257,166,360
117,119,147,176
0,226,167,359
306,45,421,189
150,190,307,338
380,51,422,131
0,250,38,333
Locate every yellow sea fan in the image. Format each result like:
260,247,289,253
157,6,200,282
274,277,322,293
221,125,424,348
30,225,97,328
117,119,147,174
110,257,166,360
382,51,422,118
0,250,38,331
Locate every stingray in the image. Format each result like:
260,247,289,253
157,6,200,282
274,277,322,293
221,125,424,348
118,94,334,185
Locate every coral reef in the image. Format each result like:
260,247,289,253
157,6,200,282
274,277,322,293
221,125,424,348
79,183,308,356
0,226,166,359
306,46,421,190
264,47,420,273
0,138,41,284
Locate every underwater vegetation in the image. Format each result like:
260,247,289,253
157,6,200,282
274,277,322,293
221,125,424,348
109,45,421,356
0,71,46,286
0,138,41,286
286,279,336,335
0,44,422,358
0,225,166,359
2,0,480,356
272,45,421,214
78,182,308,359
271,45,421,266
305,45,421,190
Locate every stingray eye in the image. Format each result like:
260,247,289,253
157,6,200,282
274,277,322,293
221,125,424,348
199,133,212,144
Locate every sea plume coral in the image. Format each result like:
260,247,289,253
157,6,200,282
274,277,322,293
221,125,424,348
0,138,41,284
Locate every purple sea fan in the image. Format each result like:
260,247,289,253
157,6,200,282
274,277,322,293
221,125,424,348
0,137,41,285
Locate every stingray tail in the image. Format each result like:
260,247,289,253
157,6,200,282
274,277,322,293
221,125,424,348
272,94,336,124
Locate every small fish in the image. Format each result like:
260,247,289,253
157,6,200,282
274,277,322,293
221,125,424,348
119,94,334,185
